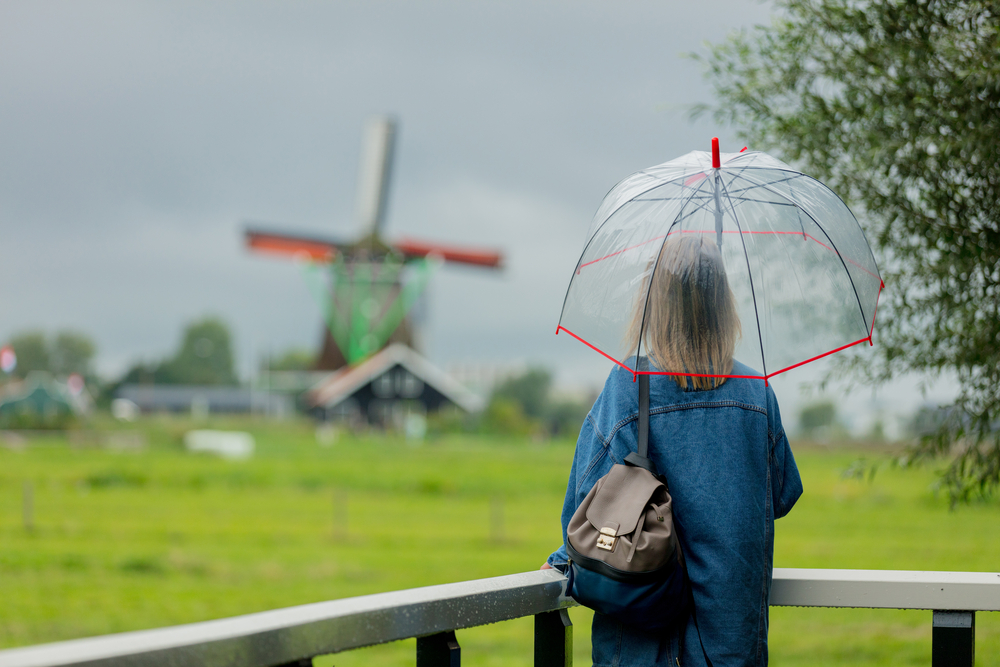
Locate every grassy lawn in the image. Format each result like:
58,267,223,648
0,416,997,666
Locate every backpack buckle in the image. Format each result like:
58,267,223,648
596,527,617,551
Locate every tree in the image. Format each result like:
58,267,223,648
7,332,50,377
51,331,96,377
157,318,238,385
4,330,96,379
112,318,238,389
697,0,999,502
265,348,315,372
491,368,552,420
799,401,838,437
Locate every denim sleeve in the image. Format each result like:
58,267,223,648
767,387,803,519
546,414,597,571
546,544,569,572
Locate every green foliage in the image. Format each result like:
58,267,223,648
799,401,837,435
0,403,75,431
6,332,50,378
868,419,886,442
425,405,479,436
4,331,96,380
697,0,1000,503
479,369,592,438
265,348,315,372
545,400,591,439
428,368,591,438
490,368,552,420
481,397,536,436
50,332,96,377
116,318,237,387
158,319,237,385
906,405,949,438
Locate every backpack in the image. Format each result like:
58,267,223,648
564,374,691,634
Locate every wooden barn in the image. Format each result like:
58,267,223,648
305,344,483,427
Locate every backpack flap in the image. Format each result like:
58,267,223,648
567,464,677,575
585,465,662,538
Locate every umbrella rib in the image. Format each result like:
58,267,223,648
733,170,871,335
656,181,718,228
639,195,798,208
718,175,769,380
557,171,714,324
729,169,883,294
723,171,804,195
569,162,728,268
579,168,708,249
732,177,817,336
556,177,681,327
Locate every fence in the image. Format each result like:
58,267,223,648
1,568,998,667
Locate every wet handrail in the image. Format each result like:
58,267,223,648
0,568,997,667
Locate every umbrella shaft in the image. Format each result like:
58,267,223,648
713,172,724,248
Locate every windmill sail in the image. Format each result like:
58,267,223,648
355,117,396,236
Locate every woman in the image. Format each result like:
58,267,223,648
544,235,802,666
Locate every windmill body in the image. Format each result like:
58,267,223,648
245,117,503,372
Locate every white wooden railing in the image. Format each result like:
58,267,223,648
0,569,997,667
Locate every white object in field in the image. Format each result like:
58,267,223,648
355,116,396,235
405,413,427,441
315,423,338,447
184,430,255,460
111,398,140,422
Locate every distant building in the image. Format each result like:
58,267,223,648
116,385,293,417
306,344,484,426
0,372,89,428
254,370,333,395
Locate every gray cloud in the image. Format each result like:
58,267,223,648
0,0,773,387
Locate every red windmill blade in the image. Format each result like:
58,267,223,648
244,228,503,269
244,227,345,263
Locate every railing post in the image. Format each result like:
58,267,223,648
417,630,460,667
534,609,572,667
932,610,975,667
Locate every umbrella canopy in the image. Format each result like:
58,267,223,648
557,143,883,384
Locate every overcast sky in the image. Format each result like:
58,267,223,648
0,1,954,432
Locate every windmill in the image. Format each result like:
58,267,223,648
245,117,504,371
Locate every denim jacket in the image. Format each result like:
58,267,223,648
547,359,802,667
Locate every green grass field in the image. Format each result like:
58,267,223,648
1,417,998,666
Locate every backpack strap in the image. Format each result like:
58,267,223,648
637,373,649,458
624,374,660,476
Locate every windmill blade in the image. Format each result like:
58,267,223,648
244,225,351,262
392,237,504,269
355,116,396,238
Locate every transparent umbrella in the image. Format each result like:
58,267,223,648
557,140,883,384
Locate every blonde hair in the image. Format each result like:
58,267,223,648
626,235,741,390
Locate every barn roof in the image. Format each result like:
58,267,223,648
306,344,484,413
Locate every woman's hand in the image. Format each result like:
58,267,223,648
540,562,553,570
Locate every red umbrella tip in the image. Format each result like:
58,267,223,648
711,137,721,168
